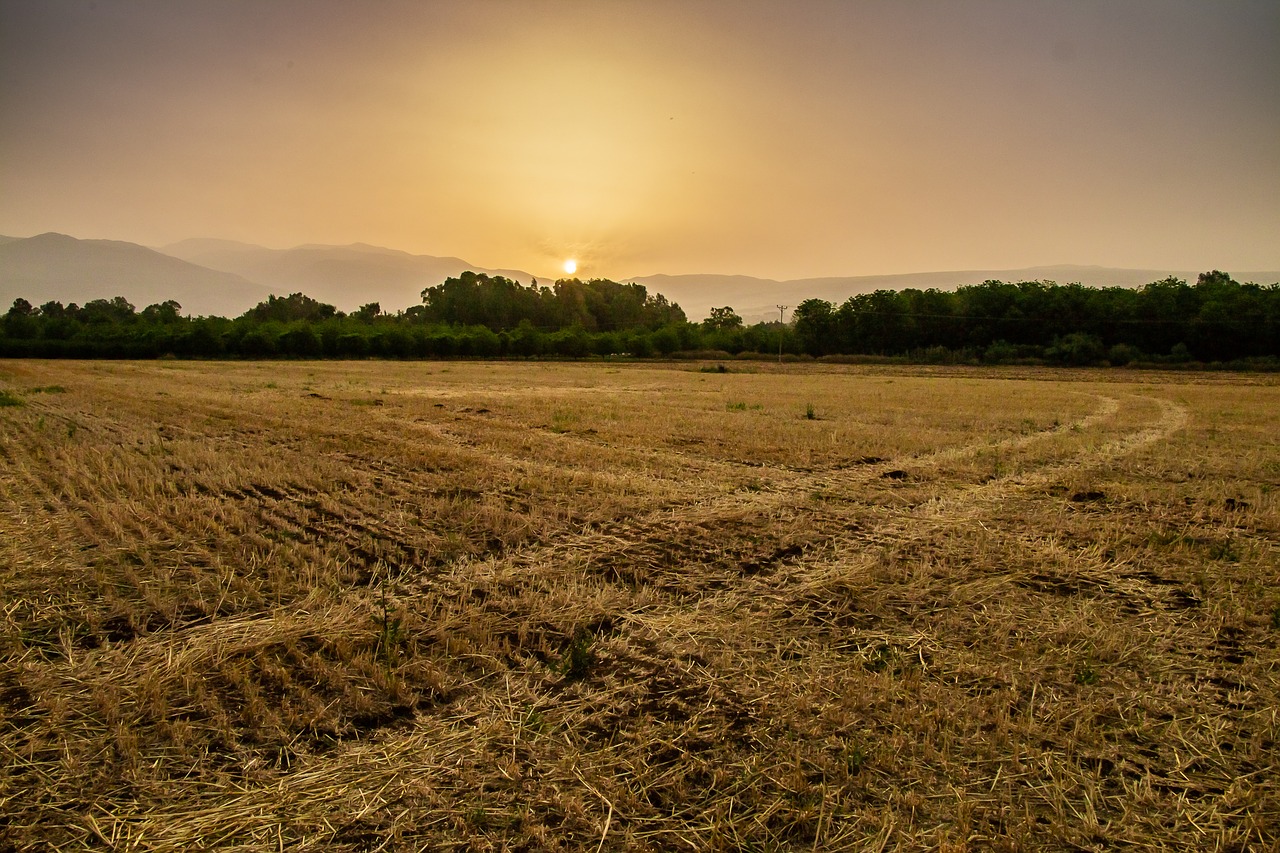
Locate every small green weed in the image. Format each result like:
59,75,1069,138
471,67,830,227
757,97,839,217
845,745,868,775
726,401,747,411
0,390,23,407
1208,538,1239,562
549,409,577,433
373,577,404,674
519,706,549,737
863,643,897,673
27,385,67,394
804,403,817,420
1076,661,1100,686
555,629,595,681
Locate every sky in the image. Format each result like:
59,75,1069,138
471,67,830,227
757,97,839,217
1,0,1277,282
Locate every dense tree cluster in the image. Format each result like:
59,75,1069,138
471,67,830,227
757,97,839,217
2,271,1277,366
0,276,694,360
791,272,1280,365
416,272,685,331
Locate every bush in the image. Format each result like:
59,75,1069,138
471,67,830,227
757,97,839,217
238,328,278,357
547,327,589,358
280,324,322,357
337,333,370,358
1046,333,1104,366
983,340,1021,364
1107,343,1143,366
649,326,680,355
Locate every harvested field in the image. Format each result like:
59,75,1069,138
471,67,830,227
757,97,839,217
1,359,1277,851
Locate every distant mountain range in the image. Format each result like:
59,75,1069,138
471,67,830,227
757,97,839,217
628,266,1280,323
159,238,535,314
0,233,540,318
3,232,1277,321
0,233,269,317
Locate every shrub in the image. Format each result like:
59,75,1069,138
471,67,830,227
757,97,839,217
1046,333,1104,366
1107,343,1143,366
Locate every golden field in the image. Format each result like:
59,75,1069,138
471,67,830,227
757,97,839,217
1,360,1277,851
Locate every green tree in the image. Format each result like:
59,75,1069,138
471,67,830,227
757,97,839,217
703,306,744,331
4,298,36,339
141,300,183,323
80,297,137,324
792,299,837,356
244,293,338,324
354,302,382,322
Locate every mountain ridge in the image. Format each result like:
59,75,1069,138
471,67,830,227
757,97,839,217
0,233,271,317
158,238,535,313
626,265,1280,322
4,232,1276,322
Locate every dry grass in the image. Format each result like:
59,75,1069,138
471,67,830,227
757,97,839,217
0,360,1276,851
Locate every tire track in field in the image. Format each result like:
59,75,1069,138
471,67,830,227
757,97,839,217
432,404,816,480
400,392,1133,604
907,393,1186,519
699,393,1192,653
1,384,1192,851
69,394,1190,852
158,394,699,526
162,389,1177,845
471,391,1190,730
4,384,1125,610
763,394,1187,576
540,392,1176,619
361,407,743,499
0,386,1136,665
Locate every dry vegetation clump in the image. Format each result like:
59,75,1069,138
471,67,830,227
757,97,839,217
1,360,1276,850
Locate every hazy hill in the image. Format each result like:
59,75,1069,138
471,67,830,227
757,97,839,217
0,233,270,317
6,232,1276,324
160,239,538,314
629,265,1280,322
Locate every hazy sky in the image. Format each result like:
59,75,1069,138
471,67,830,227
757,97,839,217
2,1,1277,281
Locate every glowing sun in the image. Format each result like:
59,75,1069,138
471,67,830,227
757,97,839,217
563,259,578,275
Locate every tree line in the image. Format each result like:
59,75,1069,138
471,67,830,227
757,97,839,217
789,271,1278,365
2,270,1277,366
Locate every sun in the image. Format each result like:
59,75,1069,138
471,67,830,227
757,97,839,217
562,259,577,275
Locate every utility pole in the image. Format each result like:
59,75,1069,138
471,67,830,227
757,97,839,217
777,305,788,364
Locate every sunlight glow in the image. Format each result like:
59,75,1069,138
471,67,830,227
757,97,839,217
563,259,577,275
